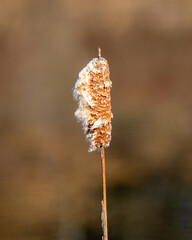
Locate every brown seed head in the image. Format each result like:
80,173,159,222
73,56,113,152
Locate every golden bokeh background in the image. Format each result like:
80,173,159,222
0,0,192,239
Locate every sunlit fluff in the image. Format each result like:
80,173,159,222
73,57,113,152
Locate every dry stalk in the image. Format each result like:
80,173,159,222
73,48,112,240
101,145,108,240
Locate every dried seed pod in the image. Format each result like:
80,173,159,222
73,53,113,152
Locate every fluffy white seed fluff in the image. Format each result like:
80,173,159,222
73,56,113,152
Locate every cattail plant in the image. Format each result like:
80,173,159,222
73,48,112,240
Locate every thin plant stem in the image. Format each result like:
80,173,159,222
100,146,108,240
98,47,101,59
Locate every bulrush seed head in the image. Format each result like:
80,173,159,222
73,55,113,152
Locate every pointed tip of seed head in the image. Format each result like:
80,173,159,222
98,47,101,59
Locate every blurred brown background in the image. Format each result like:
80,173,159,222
0,0,192,240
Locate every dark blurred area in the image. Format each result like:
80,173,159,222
0,0,192,239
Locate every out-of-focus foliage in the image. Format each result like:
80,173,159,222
0,0,192,240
